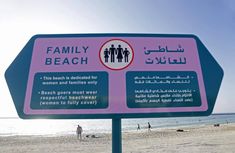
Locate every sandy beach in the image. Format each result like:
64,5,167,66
0,123,235,153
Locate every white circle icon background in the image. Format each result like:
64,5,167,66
99,39,134,70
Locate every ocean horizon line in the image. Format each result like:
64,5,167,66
0,112,235,119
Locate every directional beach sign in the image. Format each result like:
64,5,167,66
5,34,223,119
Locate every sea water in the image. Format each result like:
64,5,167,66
0,114,235,136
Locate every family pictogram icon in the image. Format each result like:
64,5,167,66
103,44,130,63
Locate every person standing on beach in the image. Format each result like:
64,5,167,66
76,125,83,140
148,122,152,132
137,124,140,130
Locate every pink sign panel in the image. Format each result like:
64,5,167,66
23,36,208,116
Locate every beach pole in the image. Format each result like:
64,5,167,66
112,118,122,153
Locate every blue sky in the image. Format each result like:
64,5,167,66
0,0,235,116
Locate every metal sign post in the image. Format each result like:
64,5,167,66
112,118,122,153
